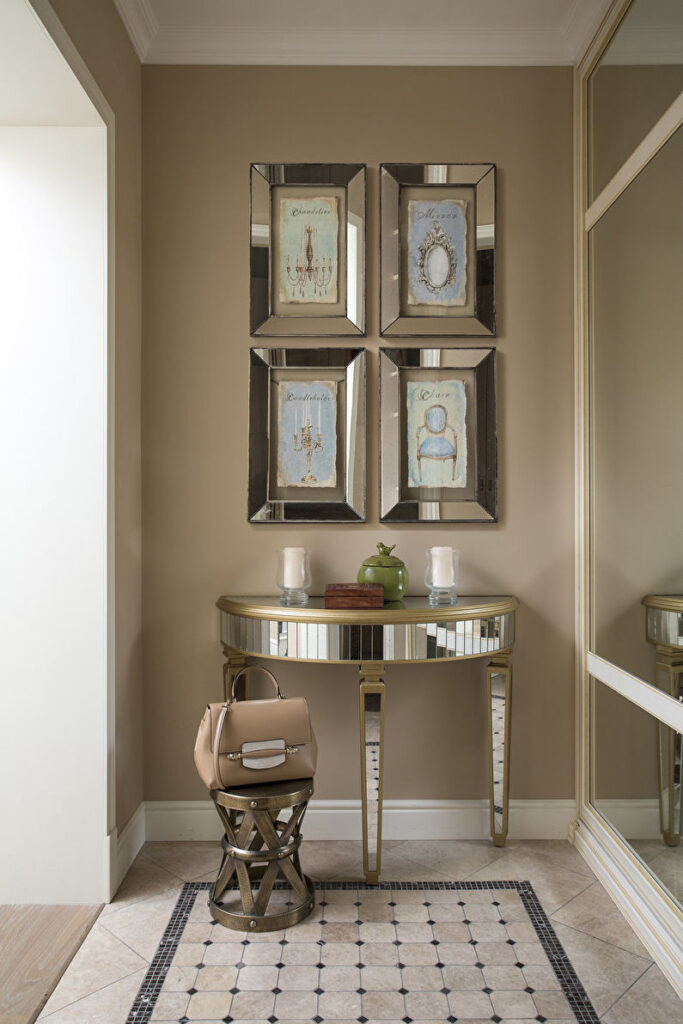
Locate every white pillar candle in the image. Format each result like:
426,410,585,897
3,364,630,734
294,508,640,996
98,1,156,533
282,547,306,589
431,546,454,588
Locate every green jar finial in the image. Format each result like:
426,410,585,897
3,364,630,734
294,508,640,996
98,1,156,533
377,542,395,557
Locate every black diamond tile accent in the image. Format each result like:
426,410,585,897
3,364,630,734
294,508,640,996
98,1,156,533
314,988,323,995
281,939,289,945
463,918,471,924
393,939,402,946
268,1017,277,1023
525,986,535,993
492,1016,502,1023
435,961,445,969
430,939,439,946
272,987,281,995
397,962,405,969
276,961,285,969
458,900,466,906
241,938,250,945
317,961,325,969
186,987,197,995
320,919,327,926
448,1018,457,1023
355,900,362,906
203,939,212,946
423,901,431,906
398,987,408,995
229,987,239,995
427,919,435,925
357,987,366,995
356,961,365,969
536,1018,547,1023
500,918,507,924
515,961,525,968
195,963,204,970
440,987,450,995
507,938,515,945
355,919,362,925
355,939,364,946
403,1017,413,1023
179,1018,189,1023
469,938,477,945
492,900,500,905
313,1017,323,1024
222,1018,232,1023
483,987,493,994
389,901,396,906
475,961,485,968
357,1018,368,1024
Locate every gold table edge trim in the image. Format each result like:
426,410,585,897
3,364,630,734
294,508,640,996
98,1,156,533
642,594,683,614
217,594,520,625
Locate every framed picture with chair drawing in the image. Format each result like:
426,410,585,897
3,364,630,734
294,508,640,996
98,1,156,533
380,347,497,523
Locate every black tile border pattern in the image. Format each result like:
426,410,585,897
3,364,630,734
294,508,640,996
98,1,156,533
125,880,600,1024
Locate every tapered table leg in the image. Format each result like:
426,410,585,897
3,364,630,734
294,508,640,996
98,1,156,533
360,662,385,885
222,645,247,701
487,654,512,847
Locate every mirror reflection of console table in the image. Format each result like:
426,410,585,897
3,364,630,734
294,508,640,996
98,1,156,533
644,594,683,847
217,595,519,884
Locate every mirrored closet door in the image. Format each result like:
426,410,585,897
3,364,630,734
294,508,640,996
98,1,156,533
576,0,683,990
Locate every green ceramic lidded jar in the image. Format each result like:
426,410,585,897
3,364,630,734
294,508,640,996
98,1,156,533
357,542,409,603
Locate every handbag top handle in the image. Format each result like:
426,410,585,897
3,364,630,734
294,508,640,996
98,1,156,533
229,664,283,704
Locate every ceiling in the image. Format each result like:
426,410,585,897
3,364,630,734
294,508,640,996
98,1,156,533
112,0,616,66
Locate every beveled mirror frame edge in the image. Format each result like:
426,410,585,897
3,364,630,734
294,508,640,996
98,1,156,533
249,162,367,338
573,0,683,994
248,346,366,523
379,162,496,338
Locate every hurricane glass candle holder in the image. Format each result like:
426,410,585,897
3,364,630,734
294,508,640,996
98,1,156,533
425,546,459,607
277,548,312,606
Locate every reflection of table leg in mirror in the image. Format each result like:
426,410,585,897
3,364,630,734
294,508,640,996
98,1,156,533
655,649,682,847
359,662,385,885
487,655,512,847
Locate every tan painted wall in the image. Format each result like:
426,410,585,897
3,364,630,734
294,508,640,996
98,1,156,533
142,66,575,805
48,0,143,830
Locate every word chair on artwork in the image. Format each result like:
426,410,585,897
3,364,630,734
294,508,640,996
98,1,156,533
416,403,458,481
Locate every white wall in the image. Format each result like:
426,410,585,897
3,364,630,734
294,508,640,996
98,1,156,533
0,126,109,902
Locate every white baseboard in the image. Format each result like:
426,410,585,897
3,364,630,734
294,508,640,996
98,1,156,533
593,799,660,840
572,812,682,999
109,802,146,900
143,798,576,843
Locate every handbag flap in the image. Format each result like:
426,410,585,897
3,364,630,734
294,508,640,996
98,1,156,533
209,697,312,754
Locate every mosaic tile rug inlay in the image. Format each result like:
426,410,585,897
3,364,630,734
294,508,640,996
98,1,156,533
126,881,600,1024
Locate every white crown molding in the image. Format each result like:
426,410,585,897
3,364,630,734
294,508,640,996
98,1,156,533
112,0,158,61
561,0,614,63
144,26,573,66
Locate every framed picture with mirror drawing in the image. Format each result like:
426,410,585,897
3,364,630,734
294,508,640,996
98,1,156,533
250,164,366,336
248,347,366,522
380,163,495,336
380,347,497,523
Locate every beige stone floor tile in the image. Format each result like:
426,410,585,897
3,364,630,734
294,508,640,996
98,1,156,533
448,989,494,1018
521,963,561,990
187,988,233,1019
362,989,405,1019
141,840,222,881
431,920,470,942
602,962,683,1023
465,855,594,915
360,942,399,965
392,902,429,922
161,964,198,991
503,839,596,879
193,964,237,990
513,941,550,965
360,921,396,942
491,987,538,1017
388,839,506,878
550,920,652,1016
150,991,189,1019
466,921,507,942
280,940,321,965
437,941,478,965
550,879,652,957
229,989,274,1018
38,967,146,1023
172,941,207,966
396,942,439,966
395,922,433,943
461,901,501,921
441,964,485,989
532,988,575,1018
240,941,282,965
39,923,146,1017
101,853,181,917
277,964,318,989
274,989,319,1018
320,989,362,1018
323,921,359,942
319,965,362,990
236,964,278,989
404,989,450,1019
359,965,402,991
320,941,360,965
427,902,465,921
98,889,183,961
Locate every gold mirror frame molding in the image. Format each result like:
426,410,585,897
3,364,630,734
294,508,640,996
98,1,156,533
574,0,683,993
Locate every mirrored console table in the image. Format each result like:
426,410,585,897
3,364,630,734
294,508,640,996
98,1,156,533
217,595,519,883
644,594,683,847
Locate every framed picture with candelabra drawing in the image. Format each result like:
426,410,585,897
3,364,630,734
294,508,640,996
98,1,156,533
248,347,366,522
250,164,366,336
380,163,496,336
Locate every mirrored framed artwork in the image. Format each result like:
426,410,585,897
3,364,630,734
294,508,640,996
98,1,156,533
380,347,496,522
250,164,366,336
380,163,496,336
249,347,366,522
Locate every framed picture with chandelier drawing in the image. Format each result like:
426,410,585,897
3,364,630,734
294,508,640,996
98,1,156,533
250,164,366,336
380,163,496,336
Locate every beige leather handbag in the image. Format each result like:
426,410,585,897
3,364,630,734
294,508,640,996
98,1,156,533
194,666,317,790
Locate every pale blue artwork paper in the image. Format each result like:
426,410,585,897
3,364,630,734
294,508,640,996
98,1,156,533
277,380,337,488
407,199,468,307
406,379,467,489
278,196,338,304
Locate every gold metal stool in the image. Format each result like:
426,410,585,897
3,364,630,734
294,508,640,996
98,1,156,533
209,777,315,932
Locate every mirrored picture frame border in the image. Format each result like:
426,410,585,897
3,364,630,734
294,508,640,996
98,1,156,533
250,163,366,337
249,347,366,523
380,346,497,523
380,163,496,337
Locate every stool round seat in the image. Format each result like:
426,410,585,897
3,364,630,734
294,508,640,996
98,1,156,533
209,778,315,932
